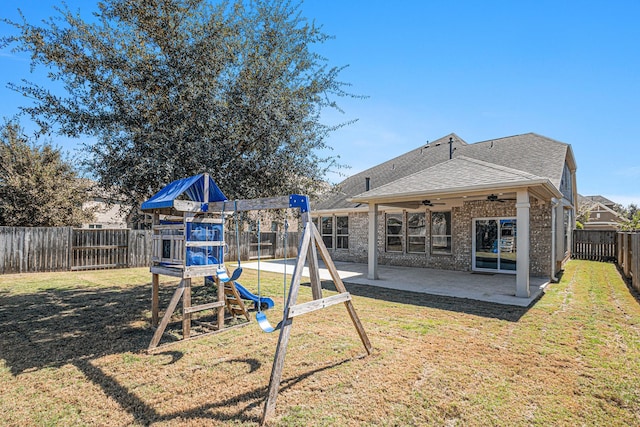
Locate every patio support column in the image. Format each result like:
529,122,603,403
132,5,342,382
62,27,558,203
368,203,379,280
555,201,565,270
516,190,530,297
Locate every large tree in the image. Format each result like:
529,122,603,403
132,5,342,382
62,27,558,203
2,0,354,213
0,120,94,227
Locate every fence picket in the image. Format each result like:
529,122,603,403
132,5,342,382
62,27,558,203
1,227,301,274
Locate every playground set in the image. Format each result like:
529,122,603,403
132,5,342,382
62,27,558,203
140,173,372,423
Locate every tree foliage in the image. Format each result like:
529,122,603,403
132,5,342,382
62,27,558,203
0,120,94,226
2,0,355,213
619,203,640,231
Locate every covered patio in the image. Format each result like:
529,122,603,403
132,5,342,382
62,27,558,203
243,259,551,307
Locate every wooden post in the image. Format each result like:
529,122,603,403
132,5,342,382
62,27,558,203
216,275,225,331
302,213,322,300
148,280,186,351
632,234,640,292
183,278,192,339
151,273,159,326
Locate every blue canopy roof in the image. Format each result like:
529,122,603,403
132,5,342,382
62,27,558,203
141,173,227,211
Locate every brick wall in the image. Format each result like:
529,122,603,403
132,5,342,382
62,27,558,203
321,197,552,277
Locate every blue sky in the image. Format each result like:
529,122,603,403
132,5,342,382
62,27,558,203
2,1,640,206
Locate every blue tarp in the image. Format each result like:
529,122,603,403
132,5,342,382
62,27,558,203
141,174,227,211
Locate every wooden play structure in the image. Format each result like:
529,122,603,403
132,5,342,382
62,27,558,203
141,174,372,424
141,174,252,350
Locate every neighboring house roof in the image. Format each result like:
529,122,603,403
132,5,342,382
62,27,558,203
315,132,574,211
578,194,616,208
349,156,555,204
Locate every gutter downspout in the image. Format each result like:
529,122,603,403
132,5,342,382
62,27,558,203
550,197,560,282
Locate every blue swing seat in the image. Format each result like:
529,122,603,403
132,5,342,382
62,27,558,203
256,311,282,333
216,266,231,282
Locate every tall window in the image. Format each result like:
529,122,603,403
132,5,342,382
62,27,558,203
386,213,403,252
336,216,349,249
431,211,452,254
407,212,426,253
321,216,333,249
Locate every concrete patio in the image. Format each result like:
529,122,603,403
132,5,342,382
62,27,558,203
243,259,551,307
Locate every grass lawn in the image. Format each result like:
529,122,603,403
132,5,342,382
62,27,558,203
1,260,639,426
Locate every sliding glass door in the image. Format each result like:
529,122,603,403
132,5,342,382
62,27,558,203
473,218,517,273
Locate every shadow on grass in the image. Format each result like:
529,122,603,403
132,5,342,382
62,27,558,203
0,282,235,375
317,280,532,322
0,284,156,375
0,280,351,425
76,353,348,426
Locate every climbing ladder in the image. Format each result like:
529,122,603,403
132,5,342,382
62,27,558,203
223,282,250,321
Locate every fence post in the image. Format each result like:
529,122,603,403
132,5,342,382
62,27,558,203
632,234,639,292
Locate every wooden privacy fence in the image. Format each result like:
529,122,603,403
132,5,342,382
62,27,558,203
1,226,299,274
0,227,73,274
71,229,153,271
617,232,640,293
0,227,153,274
572,229,617,262
572,229,640,293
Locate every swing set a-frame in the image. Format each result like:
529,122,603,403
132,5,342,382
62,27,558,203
141,174,372,424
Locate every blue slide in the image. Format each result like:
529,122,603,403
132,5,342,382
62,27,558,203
233,282,275,311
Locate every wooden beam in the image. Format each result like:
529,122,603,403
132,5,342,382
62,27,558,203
216,275,225,331
148,279,186,351
208,196,292,213
151,274,159,326
183,278,192,339
302,213,322,300
147,321,250,353
183,300,225,314
287,292,352,318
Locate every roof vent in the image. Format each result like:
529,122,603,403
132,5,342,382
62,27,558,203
365,177,370,192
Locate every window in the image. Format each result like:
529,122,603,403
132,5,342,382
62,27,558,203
321,216,333,249
386,213,403,252
431,211,452,254
336,216,349,249
407,212,426,253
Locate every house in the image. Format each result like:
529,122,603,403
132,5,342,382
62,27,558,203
312,133,578,299
81,182,148,229
577,195,625,230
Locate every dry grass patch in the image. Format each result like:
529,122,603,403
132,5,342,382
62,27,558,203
1,261,639,426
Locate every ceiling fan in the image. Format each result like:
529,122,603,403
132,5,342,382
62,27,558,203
487,194,516,203
421,199,446,207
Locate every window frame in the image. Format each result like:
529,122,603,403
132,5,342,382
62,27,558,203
407,212,427,253
320,216,334,249
430,210,452,255
335,215,349,250
385,212,404,253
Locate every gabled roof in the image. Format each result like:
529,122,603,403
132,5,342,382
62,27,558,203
457,133,573,190
141,173,227,212
579,194,616,208
314,132,574,211
349,156,555,203
315,133,466,210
